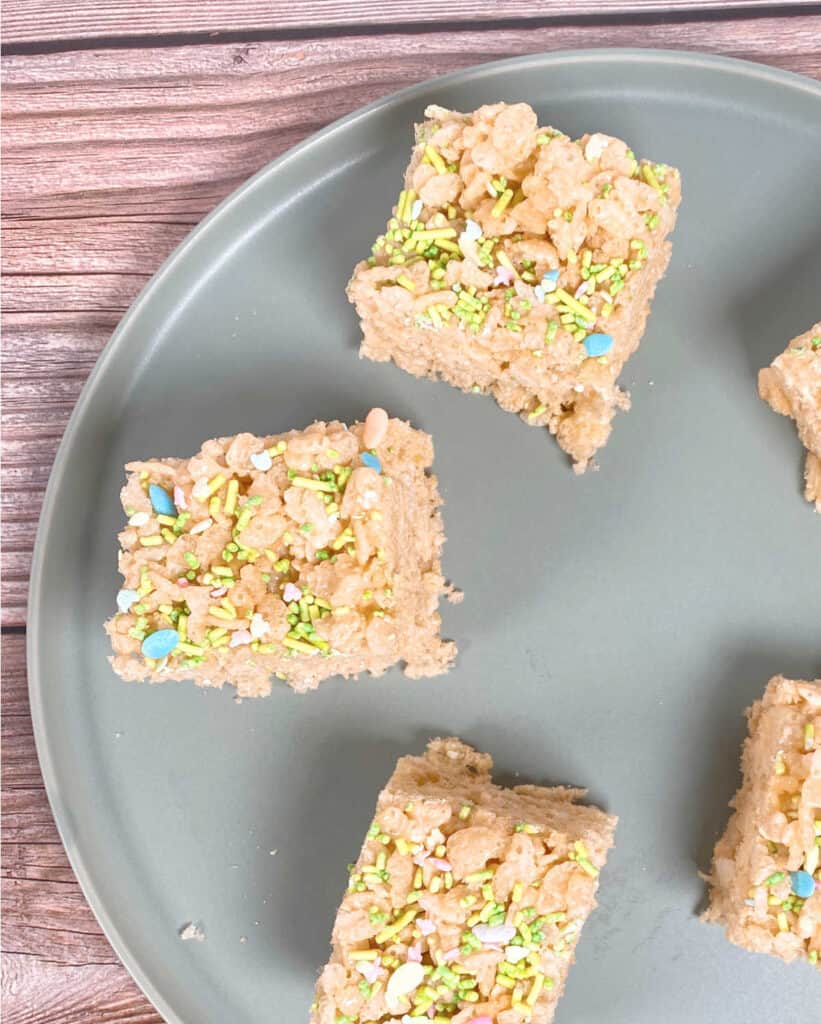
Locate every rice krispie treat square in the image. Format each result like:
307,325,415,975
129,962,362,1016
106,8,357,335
348,102,681,473
759,322,821,511
703,676,821,966
311,738,617,1024
105,410,455,697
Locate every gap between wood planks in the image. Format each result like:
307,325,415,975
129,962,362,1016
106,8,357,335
2,1,817,54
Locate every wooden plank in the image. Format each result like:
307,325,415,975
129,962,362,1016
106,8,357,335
4,16,821,625
3,0,814,46
0,954,163,1024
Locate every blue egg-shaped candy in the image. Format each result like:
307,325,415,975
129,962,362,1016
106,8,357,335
361,452,382,473
790,870,815,898
141,629,179,660
584,333,614,357
149,483,176,516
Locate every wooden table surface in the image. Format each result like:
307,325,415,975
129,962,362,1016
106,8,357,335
2,1,820,1019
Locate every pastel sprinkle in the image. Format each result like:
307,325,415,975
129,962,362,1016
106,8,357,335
410,199,423,220
250,450,273,472
229,629,252,648
128,511,149,527
361,452,382,473
790,870,815,898
141,629,179,659
504,944,530,964
473,923,516,945
494,265,514,287
583,332,614,357
190,518,213,535
283,582,302,603
463,218,483,241
149,484,176,517
173,485,188,510
249,613,271,640
116,589,139,613
465,1018,493,1024
417,918,436,936
542,269,560,292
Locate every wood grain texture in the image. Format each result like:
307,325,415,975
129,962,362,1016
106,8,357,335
3,0,814,46
2,11,821,1023
3,14,821,627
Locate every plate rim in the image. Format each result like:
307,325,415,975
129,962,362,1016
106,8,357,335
26,47,821,1024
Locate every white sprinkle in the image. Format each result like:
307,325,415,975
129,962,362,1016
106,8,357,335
410,198,423,220
463,218,482,241
127,512,149,527
178,921,205,942
574,384,585,393
584,133,610,162
210,586,227,598
229,630,252,648
190,517,213,535
116,588,139,613
473,923,517,945
250,613,271,640
504,944,530,963
192,478,210,501
250,450,272,472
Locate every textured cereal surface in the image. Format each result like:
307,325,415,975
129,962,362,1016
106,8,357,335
311,738,617,1024
703,677,821,966
348,102,681,472
759,321,821,511
105,417,454,696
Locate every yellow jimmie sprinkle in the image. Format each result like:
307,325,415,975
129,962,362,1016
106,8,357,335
554,288,595,321
292,476,337,493
491,188,514,219
156,514,176,527
224,478,240,517
206,473,226,496
349,949,379,961
805,723,815,751
208,606,235,621
528,404,546,420
496,250,515,272
577,857,599,878
777,912,790,933
139,535,163,547
209,495,221,518
396,189,408,223
176,641,205,656
375,907,419,943
396,274,416,292
526,973,546,1006
282,637,318,654
423,145,447,174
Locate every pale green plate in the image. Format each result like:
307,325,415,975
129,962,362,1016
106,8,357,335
29,49,821,1023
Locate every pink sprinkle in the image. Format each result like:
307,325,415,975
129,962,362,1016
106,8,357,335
494,266,514,286
210,586,227,598
427,858,451,872
407,944,422,962
283,582,302,603
357,960,381,985
442,947,460,963
417,918,436,936
229,630,252,648
177,578,189,588
412,850,430,868
173,485,187,510
575,280,591,298
466,1018,493,1024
